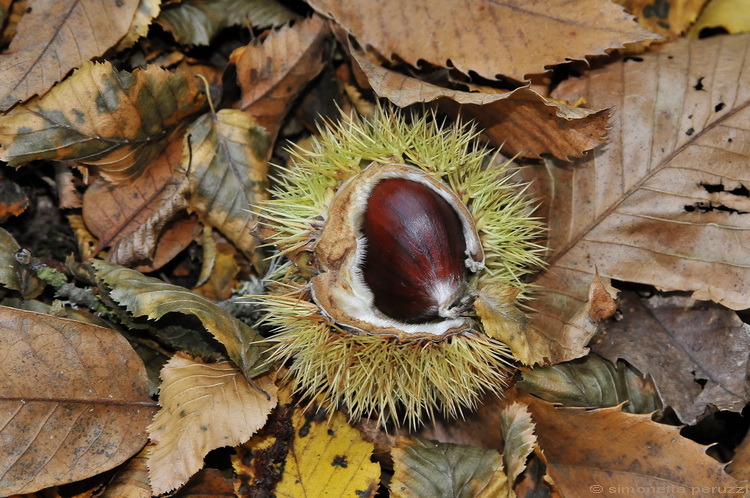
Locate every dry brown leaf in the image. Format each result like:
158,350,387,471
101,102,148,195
192,236,240,301
593,292,750,424
0,0,139,110
523,392,739,494
0,306,156,495
499,402,536,484
310,0,659,82
174,468,236,497
617,0,708,37
530,33,750,348
728,430,750,481
231,15,329,144
147,354,278,495
101,445,152,498
588,271,619,322
0,227,44,299
351,47,610,160
0,175,29,222
82,136,193,269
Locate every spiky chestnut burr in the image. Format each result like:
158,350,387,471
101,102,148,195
255,109,545,429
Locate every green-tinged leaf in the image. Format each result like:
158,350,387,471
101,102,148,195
156,0,299,45
91,260,270,378
0,306,157,495
186,109,270,254
0,227,44,298
0,61,205,182
390,437,512,498
517,354,662,413
147,354,277,495
0,0,139,110
499,403,536,484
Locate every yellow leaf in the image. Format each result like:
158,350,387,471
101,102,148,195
688,0,750,37
275,404,379,497
147,354,278,495
499,402,537,483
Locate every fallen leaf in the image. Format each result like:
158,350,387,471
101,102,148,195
0,227,44,299
517,353,663,414
116,0,162,51
274,404,379,498
0,306,156,495
101,445,151,498
67,214,101,260
174,468,236,497
390,436,512,498
592,292,750,424
523,392,739,494
310,0,659,82
0,0,140,110
156,0,299,46
351,47,610,160
475,284,532,364
53,164,82,209
231,15,329,144
0,61,205,183
148,354,277,495
728,429,750,480
92,260,269,379
617,0,708,37
688,0,750,37
0,174,28,222
588,271,619,322
499,402,536,484
192,236,240,301
531,33,750,345
186,109,270,256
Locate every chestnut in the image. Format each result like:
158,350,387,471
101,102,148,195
361,178,468,323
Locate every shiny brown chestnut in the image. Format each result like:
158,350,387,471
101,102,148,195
361,178,468,323
310,163,484,338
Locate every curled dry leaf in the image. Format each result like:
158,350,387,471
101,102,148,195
231,15,329,144
593,292,750,424
530,33,750,349
0,306,156,495
92,260,269,379
310,0,659,82
186,109,269,257
522,392,739,494
0,0,140,110
390,437,511,498
588,271,619,322
351,48,610,160
156,0,299,46
499,402,537,484
0,227,44,299
0,61,205,183
517,353,663,414
147,354,277,495
273,403,379,498
82,134,200,271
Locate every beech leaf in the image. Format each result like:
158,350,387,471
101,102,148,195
499,402,536,484
351,47,610,160
0,61,205,183
309,0,660,82
517,353,663,414
531,33,750,347
186,109,270,255
156,0,299,46
0,306,156,495
593,292,750,424
390,437,511,498
523,393,739,493
0,0,140,110
232,15,329,143
147,354,277,495
91,260,269,379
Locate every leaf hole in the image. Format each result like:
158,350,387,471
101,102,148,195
693,77,705,91
715,102,726,112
